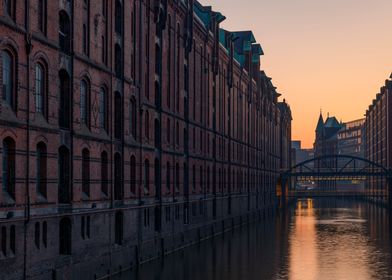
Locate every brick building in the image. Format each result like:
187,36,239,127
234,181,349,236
0,0,291,279
364,77,392,201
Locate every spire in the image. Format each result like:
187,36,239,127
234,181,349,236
316,111,324,133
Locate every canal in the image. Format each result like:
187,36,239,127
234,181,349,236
117,199,392,280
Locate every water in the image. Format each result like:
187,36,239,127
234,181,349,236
120,199,392,280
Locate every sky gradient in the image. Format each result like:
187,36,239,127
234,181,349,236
198,0,392,148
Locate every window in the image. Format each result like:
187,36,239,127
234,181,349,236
35,63,46,116
166,162,170,193
59,70,71,129
59,217,71,255
42,222,47,248
114,153,122,200
115,44,122,78
58,146,71,203
82,0,90,55
130,155,136,194
130,97,137,139
82,149,90,197
101,151,108,195
144,159,149,194
80,80,89,126
114,92,122,139
154,158,160,199
102,0,107,18
175,163,179,193
4,0,15,20
167,118,171,144
145,110,149,140
115,0,122,34
115,211,123,245
35,222,40,249
154,119,160,148
176,122,179,146
36,142,47,198
1,226,6,256
2,137,15,199
192,165,195,192
2,50,14,109
144,208,150,227
10,225,15,253
99,88,108,131
59,11,71,55
38,0,47,34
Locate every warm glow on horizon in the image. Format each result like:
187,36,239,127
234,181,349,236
198,0,392,148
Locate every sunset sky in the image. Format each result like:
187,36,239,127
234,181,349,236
198,0,392,148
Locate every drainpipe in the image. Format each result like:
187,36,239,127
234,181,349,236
24,0,32,278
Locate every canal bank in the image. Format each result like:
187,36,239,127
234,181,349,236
118,198,392,280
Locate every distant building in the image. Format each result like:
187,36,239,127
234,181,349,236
313,113,344,189
337,119,365,159
291,141,314,165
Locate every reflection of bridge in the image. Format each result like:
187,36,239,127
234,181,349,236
279,155,392,204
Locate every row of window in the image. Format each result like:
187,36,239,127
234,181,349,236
2,135,273,202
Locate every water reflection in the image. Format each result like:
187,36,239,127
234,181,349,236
118,199,392,280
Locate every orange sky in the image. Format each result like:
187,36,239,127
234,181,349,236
198,0,392,148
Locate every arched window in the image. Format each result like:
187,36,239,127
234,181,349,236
36,142,47,198
2,50,14,109
59,217,71,255
101,151,108,196
99,88,108,131
38,0,47,34
82,149,90,197
114,92,122,139
35,63,46,116
2,137,15,200
114,211,123,245
114,153,122,200
4,0,15,20
58,146,71,203
115,0,122,34
59,70,71,129
166,162,170,193
145,110,149,140
59,11,71,55
115,44,122,78
80,79,89,126
144,159,149,193
130,156,136,194
129,97,136,139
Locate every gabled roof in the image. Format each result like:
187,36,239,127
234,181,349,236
324,116,341,128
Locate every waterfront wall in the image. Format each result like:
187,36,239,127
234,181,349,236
0,0,291,279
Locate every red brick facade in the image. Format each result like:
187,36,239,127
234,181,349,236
0,0,291,278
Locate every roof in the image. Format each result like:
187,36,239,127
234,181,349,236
324,116,341,128
316,113,324,133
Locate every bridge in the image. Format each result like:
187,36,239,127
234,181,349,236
278,155,392,205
